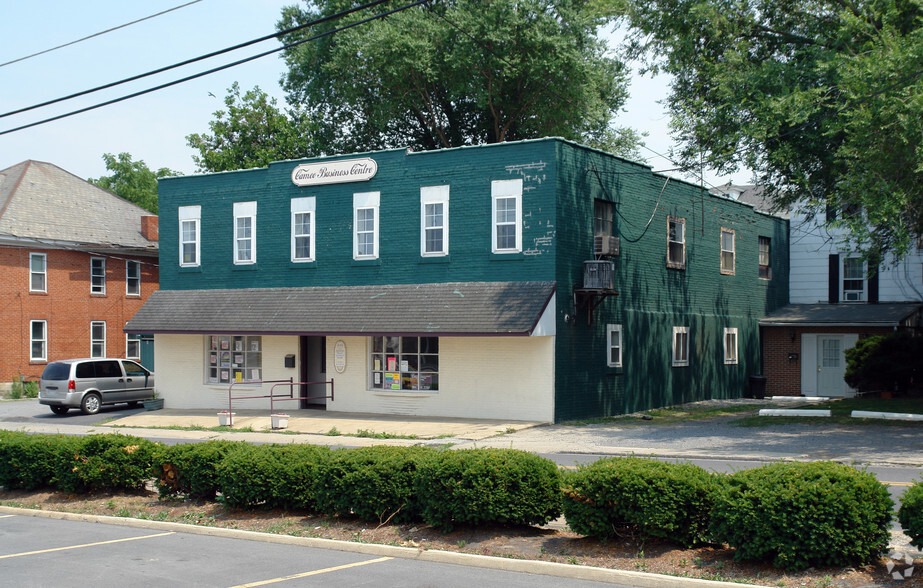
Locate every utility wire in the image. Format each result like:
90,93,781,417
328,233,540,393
0,0,432,136
0,0,400,120
0,0,205,69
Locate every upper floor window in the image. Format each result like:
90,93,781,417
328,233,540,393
91,321,106,357
30,253,46,293
606,324,622,368
491,179,522,253
126,260,141,296
758,237,771,279
843,257,865,301
723,327,738,365
30,320,46,362
667,216,685,269
90,257,106,294
291,197,316,262
672,326,689,367
720,228,735,275
353,192,380,260
421,185,449,256
595,200,613,238
233,201,257,265
179,205,201,267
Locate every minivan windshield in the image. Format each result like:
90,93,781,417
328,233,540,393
41,362,71,380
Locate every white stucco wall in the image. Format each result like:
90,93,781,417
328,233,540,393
154,333,555,422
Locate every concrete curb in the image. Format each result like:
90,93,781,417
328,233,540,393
0,506,761,587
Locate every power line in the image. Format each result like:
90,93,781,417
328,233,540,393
0,0,205,69
0,0,401,121
0,0,432,136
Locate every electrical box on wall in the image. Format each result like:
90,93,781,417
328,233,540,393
284,354,296,368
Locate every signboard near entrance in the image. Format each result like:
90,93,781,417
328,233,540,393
334,340,347,373
291,158,378,187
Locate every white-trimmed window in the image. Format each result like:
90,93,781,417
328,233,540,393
370,336,439,391
90,257,106,294
126,260,141,296
606,324,622,368
421,185,449,256
672,326,689,367
720,228,735,274
30,253,46,293
126,334,141,360
179,205,201,267
353,192,380,259
723,327,738,365
758,237,771,279
291,197,316,262
667,216,685,269
91,321,106,357
30,320,46,361
206,335,262,384
842,257,865,301
491,179,522,253
233,201,257,264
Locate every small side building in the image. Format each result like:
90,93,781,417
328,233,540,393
0,160,160,384
128,138,788,421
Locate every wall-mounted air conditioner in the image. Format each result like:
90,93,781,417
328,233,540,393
583,260,614,290
594,235,620,257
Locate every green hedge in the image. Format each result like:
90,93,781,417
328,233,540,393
54,434,157,493
314,446,432,523
898,482,923,549
414,448,562,531
217,444,330,510
0,431,77,491
561,457,718,547
153,440,244,500
710,461,894,571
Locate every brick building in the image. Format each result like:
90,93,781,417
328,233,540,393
0,161,159,384
127,139,788,422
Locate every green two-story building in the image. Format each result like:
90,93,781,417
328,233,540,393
127,138,788,422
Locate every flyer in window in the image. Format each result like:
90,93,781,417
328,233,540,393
385,372,399,389
387,357,397,371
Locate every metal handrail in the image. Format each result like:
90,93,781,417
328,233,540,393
224,377,334,426
269,379,334,414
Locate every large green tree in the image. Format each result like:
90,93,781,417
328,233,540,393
607,0,923,260
186,82,318,172
88,153,180,214
277,0,641,157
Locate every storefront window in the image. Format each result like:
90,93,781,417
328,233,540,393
206,335,262,384
370,336,438,391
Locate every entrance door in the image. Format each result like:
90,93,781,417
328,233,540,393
299,335,327,409
817,336,848,397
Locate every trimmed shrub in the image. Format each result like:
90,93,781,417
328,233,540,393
217,443,330,510
898,482,923,549
845,331,923,393
710,461,894,571
54,434,157,493
153,440,243,500
0,431,78,490
415,448,562,531
561,457,719,547
314,446,433,523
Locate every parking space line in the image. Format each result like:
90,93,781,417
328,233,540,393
0,531,174,559
230,556,393,587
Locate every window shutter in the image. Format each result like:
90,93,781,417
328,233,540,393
868,264,879,304
828,254,839,304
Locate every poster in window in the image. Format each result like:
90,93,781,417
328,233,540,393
420,375,431,390
385,372,400,389
211,336,218,349
250,340,259,351
234,354,243,365
220,370,229,382
210,353,217,365
220,351,231,367
387,357,397,371
234,370,243,382
374,358,381,371
374,372,381,385
234,339,243,352
221,339,229,350
400,360,409,372
250,369,260,381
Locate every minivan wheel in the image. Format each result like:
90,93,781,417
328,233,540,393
50,406,69,415
81,393,101,415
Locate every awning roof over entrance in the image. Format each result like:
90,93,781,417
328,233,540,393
126,281,556,337
759,303,923,327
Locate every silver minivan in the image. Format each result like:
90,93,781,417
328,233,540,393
39,358,155,415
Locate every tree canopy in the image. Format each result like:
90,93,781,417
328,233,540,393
608,0,923,260
88,152,179,214
186,82,318,173
276,0,641,157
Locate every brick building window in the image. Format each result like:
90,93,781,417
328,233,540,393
720,228,735,274
421,185,449,256
30,253,46,293
291,197,316,262
370,336,439,391
353,192,380,260
667,216,685,269
724,327,738,364
606,324,622,368
758,237,771,279
179,206,201,267
233,201,257,265
91,321,106,357
207,335,262,384
126,260,141,296
491,179,522,253
91,257,106,294
30,320,47,361
672,326,689,367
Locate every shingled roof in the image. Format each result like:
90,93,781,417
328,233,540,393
126,281,556,336
759,303,923,327
0,160,158,254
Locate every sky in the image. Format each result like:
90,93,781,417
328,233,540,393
1,0,745,187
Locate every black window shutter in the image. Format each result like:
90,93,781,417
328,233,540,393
828,254,839,304
868,264,879,304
